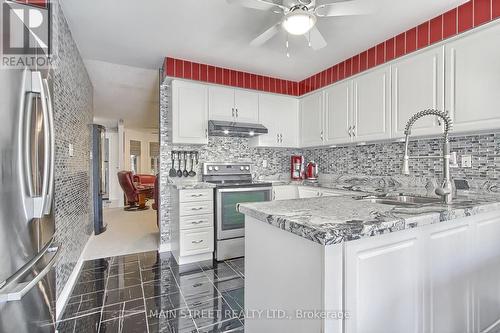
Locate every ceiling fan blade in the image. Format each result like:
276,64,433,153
250,22,281,46
304,26,327,50
315,1,371,17
226,0,287,12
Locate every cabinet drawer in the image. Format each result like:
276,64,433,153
179,189,213,203
180,227,214,256
179,201,213,216
180,214,213,230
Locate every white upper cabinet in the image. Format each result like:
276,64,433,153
208,86,259,123
172,80,208,144
445,23,500,133
300,91,324,147
352,66,391,142
208,85,235,122
234,89,259,123
392,46,444,138
252,93,299,148
324,81,352,145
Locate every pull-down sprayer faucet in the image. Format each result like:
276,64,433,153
402,109,454,204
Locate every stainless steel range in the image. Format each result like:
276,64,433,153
202,162,272,261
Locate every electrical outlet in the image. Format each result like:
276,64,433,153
450,152,459,168
262,160,268,168
69,143,74,157
461,155,472,168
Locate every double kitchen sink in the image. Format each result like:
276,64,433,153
356,194,443,207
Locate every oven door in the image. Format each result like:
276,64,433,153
216,187,272,240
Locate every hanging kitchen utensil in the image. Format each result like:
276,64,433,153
176,152,183,177
188,152,196,177
183,151,189,177
169,151,177,177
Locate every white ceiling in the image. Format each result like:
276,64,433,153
61,0,467,128
84,60,159,130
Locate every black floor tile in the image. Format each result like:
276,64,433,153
56,312,101,333
99,312,148,333
197,317,244,333
59,251,246,333
104,285,144,305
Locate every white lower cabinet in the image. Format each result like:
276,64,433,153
171,188,214,264
272,185,299,201
344,231,421,333
344,212,500,333
298,186,321,198
273,185,346,200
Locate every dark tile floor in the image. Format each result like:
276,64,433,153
57,251,245,333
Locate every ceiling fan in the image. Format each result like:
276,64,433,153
227,0,367,51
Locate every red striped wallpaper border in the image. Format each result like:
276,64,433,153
164,0,499,97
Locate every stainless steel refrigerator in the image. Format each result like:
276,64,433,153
0,13,59,333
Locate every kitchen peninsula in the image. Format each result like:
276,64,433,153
238,184,500,333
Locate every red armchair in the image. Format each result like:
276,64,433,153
133,174,156,186
117,171,150,211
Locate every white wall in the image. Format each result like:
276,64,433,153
124,128,159,175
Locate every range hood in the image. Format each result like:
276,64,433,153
208,120,268,137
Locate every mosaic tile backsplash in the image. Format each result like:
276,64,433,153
51,1,94,297
303,133,500,182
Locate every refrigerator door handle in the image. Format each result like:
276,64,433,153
42,78,54,215
30,71,50,218
0,244,59,302
23,91,35,198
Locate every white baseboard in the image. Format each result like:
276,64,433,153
158,242,171,253
55,233,94,320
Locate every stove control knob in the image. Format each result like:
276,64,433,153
240,166,244,171
214,166,219,171
208,166,213,171
245,166,250,171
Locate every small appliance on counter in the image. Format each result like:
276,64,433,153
305,161,319,181
291,155,305,180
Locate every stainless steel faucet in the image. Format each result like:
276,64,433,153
401,109,454,204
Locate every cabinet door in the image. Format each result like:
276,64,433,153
425,222,472,333
446,24,500,133
474,216,500,333
324,81,352,145
172,80,208,144
392,46,444,138
234,89,259,123
276,95,299,148
208,85,235,121
345,232,422,333
298,187,320,198
300,91,324,147
273,185,298,201
353,66,391,142
253,93,287,147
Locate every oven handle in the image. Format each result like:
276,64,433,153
216,187,273,193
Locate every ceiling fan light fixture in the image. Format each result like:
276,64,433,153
282,10,316,35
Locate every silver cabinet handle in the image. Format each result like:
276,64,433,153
277,134,280,143
352,125,356,137
320,130,324,141
205,128,208,138
191,220,205,225
191,207,204,211
272,190,276,200
232,108,235,117
280,134,283,143
190,194,204,197
235,108,238,118
348,126,352,137
192,240,204,244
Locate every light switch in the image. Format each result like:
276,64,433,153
461,155,472,168
69,143,74,157
262,160,268,168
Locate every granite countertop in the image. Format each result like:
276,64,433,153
238,176,500,245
